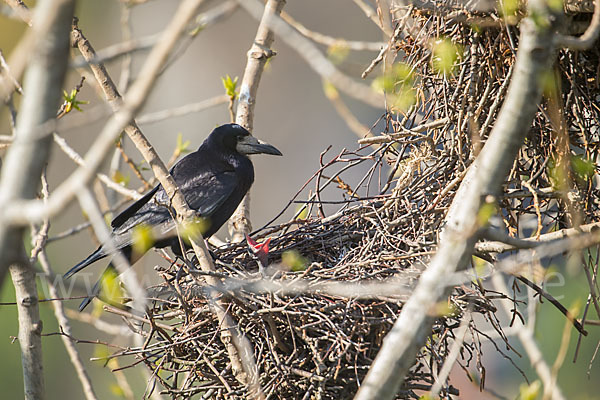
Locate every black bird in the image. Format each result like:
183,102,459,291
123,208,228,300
65,123,282,310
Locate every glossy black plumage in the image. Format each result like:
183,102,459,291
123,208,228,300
65,123,281,310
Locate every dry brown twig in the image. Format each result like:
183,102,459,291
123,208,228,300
238,0,385,109
281,10,386,51
32,172,98,400
4,0,599,398
68,0,264,396
557,0,600,50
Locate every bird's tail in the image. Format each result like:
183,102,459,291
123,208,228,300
63,246,106,280
78,275,101,312
78,264,131,312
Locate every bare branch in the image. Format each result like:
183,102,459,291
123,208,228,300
280,10,385,51
323,80,372,139
355,1,563,398
238,0,385,109
33,175,97,400
52,133,142,200
70,1,264,394
1,0,205,225
229,0,286,243
556,0,600,50
3,0,32,25
189,239,265,398
357,118,449,144
429,315,471,397
477,221,600,253
76,187,147,324
136,94,229,125
492,273,566,400
352,0,393,36
9,259,45,400
0,22,74,400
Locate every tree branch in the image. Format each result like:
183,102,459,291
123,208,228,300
354,1,562,398
33,174,98,400
238,0,384,109
228,0,286,243
3,0,32,25
71,1,264,395
476,221,600,253
556,0,600,50
492,273,566,400
1,0,203,225
0,2,75,398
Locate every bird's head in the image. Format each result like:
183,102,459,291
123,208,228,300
208,123,282,157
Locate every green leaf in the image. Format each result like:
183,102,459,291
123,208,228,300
137,160,150,172
322,81,338,98
181,217,211,243
432,301,460,317
62,88,88,114
472,256,492,278
327,41,350,65
190,19,206,36
517,380,541,400
431,37,462,77
547,157,564,189
372,75,394,93
221,75,239,99
99,267,124,308
547,0,564,12
295,204,309,221
112,170,130,187
497,0,519,18
539,68,557,97
372,63,417,112
109,384,126,397
281,249,307,271
571,155,596,181
176,133,191,155
529,10,551,29
372,63,414,93
132,223,155,256
477,201,497,226
390,90,417,113
93,344,110,361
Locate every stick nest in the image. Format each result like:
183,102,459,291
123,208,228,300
103,4,600,399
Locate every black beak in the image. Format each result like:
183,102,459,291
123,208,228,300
236,135,282,156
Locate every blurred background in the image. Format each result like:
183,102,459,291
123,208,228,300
0,0,597,398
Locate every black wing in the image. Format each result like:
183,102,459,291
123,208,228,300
111,185,160,229
107,170,238,249
180,171,238,217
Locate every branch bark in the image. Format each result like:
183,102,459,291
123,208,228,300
477,221,600,253
556,0,600,50
34,174,97,400
229,0,286,242
10,254,45,400
72,1,263,395
0,0,204,226
0,1,75,398
238,0,384,109
3,0,33,25
355,1,562,398
70,15,190,216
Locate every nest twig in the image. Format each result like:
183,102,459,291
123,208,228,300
89,3,600,399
